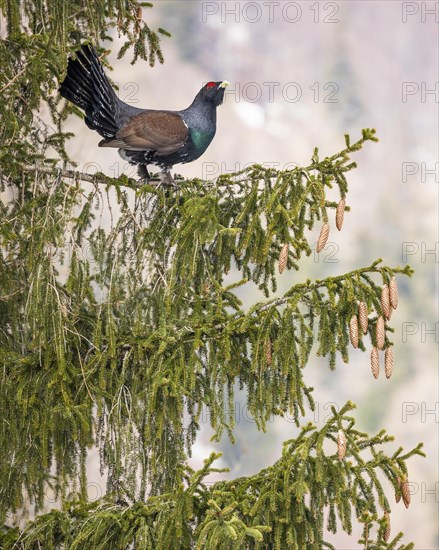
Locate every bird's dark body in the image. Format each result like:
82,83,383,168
119,119,216,169
59,45,227,180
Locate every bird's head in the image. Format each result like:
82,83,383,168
199,81,230,106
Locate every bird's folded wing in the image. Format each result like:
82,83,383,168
99,111,188,155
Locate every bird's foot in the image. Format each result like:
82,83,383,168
136,166,177,188
159,169,178,188
136,164,154,185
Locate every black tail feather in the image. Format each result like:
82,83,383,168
59,45,120,138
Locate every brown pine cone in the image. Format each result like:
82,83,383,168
371,347,379,379
336,198,346,231
337,429,346,460
278,243,289,274
316,222,330,253
376,316,385,350
381,284,391,319
358,301,368,334
389,276,399,309
383,511,391,542
400,477,411,508
349,315,359,348
202,281,210,294
265,337,272,365
385,346,394,379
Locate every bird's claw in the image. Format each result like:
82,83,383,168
160,170,177,187
136,166,177,188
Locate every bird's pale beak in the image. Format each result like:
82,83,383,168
219,81,230,88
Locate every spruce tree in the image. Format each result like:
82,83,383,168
0,2,424,548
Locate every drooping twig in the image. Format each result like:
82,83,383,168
0,67,27,94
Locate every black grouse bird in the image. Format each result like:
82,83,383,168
59,45,229,182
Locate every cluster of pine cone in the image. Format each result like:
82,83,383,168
279,197,408,542
349,277,399,379
278,198,400,379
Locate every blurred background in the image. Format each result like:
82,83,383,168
63,1,438,547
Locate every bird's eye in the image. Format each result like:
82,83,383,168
205,82,216,89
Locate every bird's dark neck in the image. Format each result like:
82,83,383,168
181,95,217,134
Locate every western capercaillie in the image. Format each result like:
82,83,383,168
59,45,229,182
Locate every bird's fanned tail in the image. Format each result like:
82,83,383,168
59,45,120,139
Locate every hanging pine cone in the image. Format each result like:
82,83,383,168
358,301,368,334
389,276,399,309
337,429,346,460
316,222,330,253
265,337,272,365
371,347,379,379
385,346,394,379
336,198,346,231
376,316,385,350
278,243,289,274
400,477,411,508
202,281,210,294
381,284,391,319
349,315,359,348
383,511,391,542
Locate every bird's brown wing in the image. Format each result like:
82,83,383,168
99,111,188,155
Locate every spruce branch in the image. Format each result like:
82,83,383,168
21,164,141,190
1,403,421,549
1,127,418,522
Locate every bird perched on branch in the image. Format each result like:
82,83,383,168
59,45,229,183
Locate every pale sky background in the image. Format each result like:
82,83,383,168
61,1,438,547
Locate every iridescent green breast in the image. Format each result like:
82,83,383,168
189,128,215,156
